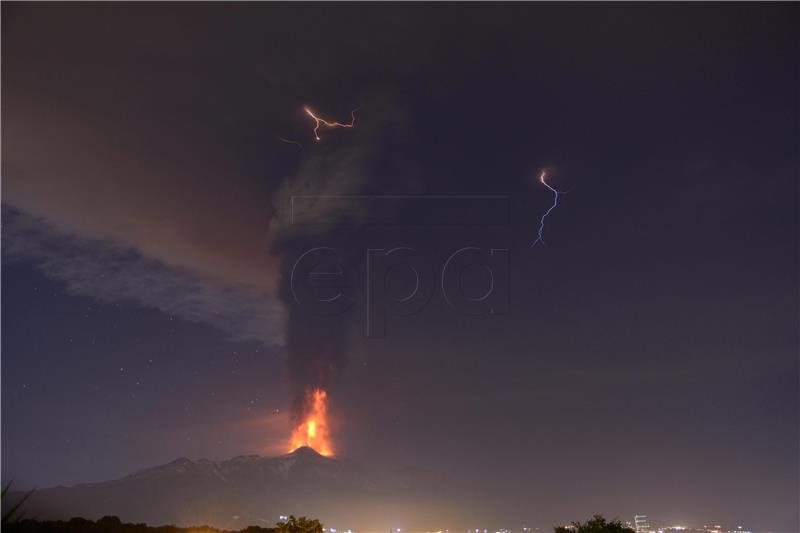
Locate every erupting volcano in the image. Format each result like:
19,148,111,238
289,388,333,456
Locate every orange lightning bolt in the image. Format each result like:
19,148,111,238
304,106,356,142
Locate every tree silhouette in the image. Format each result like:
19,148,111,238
555,515,635,533
4,515,278,532
2,481,34,525
276,516,323,533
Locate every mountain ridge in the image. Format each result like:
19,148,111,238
8,447,406,530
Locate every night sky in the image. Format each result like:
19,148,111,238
2,3,798,532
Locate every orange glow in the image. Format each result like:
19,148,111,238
289,388,334,456
303,106,356,142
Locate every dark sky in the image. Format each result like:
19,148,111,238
2,3,798,532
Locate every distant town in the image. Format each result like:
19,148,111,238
317,516,762,533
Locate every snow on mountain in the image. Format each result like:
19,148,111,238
11,447,397,530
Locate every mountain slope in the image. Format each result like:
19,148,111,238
12,447,394,530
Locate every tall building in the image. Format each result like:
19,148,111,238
634,515,651,533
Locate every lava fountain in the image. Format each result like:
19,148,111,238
289,388,333,456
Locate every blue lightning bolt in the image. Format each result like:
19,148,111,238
531,170,561,248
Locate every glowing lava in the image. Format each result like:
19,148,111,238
303,106,356,142
289,388,333,456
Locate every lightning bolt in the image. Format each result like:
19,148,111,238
531,170,561,248
304,106,356,142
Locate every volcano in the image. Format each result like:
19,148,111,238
9,447,401,530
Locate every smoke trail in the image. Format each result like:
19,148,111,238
278,136,303,149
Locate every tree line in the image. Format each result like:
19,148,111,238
3,514,632,533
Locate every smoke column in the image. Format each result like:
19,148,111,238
278,236,351,442
271,97,401,452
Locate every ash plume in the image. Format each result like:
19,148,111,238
270,100,401,431
279,238,351,431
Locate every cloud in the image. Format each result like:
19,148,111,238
3,80,393,350
1,73,289,343
1,6,402,348
1,91,395,345
4,209,286,345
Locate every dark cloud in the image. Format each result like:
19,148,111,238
3,209,285,345
1,4,400,348
2,3,405,434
